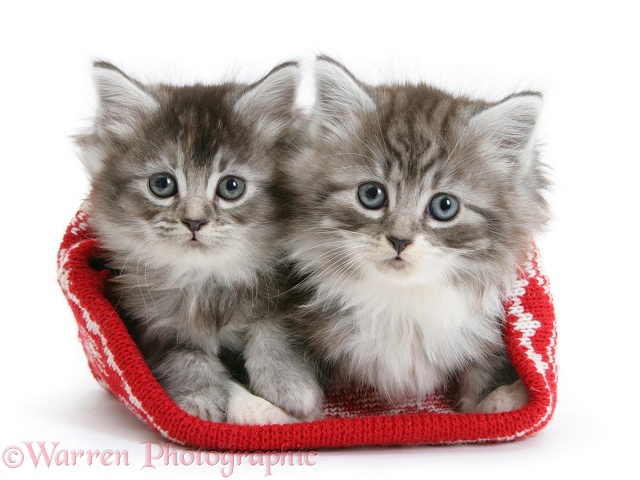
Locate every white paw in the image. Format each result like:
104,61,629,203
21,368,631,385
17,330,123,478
477,380,529,413
227,385,299,425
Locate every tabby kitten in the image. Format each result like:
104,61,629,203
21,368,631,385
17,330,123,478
285,56,549,413
75,61,322,423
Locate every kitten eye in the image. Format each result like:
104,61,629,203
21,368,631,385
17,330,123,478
358,182,387,209
428,194,460,221
217,176,246,201
149,173,178,198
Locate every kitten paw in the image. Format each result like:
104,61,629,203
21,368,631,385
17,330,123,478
227,385,299,425
476,380,529,413
275,383,324,421
175,393,226,422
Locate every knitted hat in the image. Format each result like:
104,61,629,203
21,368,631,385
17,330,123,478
57,206,557,449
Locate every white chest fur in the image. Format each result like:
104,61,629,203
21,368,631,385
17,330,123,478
314,277,504,401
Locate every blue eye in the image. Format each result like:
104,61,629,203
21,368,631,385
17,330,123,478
217,176,246,200
358,182,387,209
149,173,178,198
428,194,459,221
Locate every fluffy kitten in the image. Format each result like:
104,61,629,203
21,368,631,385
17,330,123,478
75,61,322,423
285,56,549,413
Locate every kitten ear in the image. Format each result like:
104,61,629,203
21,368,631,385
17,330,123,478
469,93,542,163
234,62,300,142
75,62,159,178
312,56,375,138
92,61,159,138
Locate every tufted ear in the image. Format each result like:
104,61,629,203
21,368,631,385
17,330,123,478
235,61,299,117
75,61,159,178
311,56,375,140
469,93,542,164
92,61,159,139
234,61,300,143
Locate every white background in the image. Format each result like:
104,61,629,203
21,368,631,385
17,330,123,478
1,1,638,478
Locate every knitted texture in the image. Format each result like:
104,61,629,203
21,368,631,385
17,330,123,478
57,206,557,449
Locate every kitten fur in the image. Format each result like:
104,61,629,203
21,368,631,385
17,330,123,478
284,56,549,412
75,61,322,423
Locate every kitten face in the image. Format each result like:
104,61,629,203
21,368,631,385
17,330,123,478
77,62,298,284
288,57,549,292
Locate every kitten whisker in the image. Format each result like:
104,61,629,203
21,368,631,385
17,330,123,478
299,225,370,238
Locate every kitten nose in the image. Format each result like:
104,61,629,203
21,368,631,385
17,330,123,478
387,235,412,254
182,218,207,233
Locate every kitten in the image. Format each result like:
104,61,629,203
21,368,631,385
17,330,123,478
75,61,322,424
284,56,549,413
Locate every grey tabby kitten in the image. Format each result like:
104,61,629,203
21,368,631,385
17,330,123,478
285,56,549,413
75,61,322,424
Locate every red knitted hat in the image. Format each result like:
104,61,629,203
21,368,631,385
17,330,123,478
57,206,557,450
